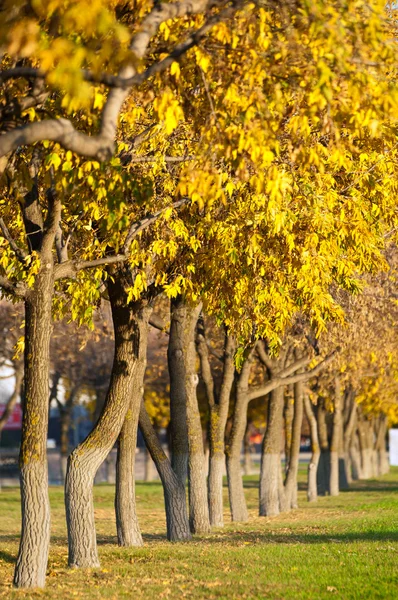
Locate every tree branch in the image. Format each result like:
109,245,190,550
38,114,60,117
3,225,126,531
0,217,28,262
0,0,238,161
248,349,340,402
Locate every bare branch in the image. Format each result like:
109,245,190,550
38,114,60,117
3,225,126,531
248,349,340,402
123,197,190,254
0,217,28,261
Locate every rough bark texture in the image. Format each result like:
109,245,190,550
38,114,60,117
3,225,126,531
200,332,235,528
259,386,285,517
226,350,254,522
304,395,320,502
65,273,152,568
14,270,53,588
168,297,189,484
183,303,210,534
139,403,191,541
115,326,149,547
115,299,150,546
243,424,253,476
284,380,304,509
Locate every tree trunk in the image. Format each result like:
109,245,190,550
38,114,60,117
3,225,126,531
283,387,294,475
226,350,254,522
304,395,320,502
168,297,189,484
350,432,362,480
376,416,389,475
284,380,304,509
243,424,253,476
203,334,235,528
14,271,54,588
358,417,374,479
115,309,150,547
330,377,342,496
184,303,210,534
259,386,285,517
115,405,143,546
316,401,330,495
342,395,357,486
65,273,152,569
139,403,191,541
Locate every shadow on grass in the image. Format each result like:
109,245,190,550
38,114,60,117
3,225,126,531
198,530,398,545
0,549,16,564
240,478,398,494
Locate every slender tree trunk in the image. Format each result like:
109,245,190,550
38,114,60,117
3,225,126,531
330,377,342,496
65,274,152,568
14,270,54,588
184,303,210,534
226,351,254,522
243,424,253,476
343,397,357,486
376,416,389,475
168,297,189,484
201,333,235,528
283,388,294,475
304,395,320,502
115,306,150,547
284,381,304,509
350,432,362,480
358,417,374,479
259,386,285,517
115,397,145,546
139,403,191,541
316,401,330,495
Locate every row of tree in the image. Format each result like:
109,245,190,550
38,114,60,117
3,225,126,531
0,0,397,590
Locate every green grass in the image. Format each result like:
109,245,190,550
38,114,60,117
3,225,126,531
0,467,397,599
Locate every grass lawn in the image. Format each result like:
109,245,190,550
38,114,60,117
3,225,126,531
0,466,397,599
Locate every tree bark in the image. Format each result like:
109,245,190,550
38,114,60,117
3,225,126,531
357,416,374,479
14,270,54,588
226,350,254,522
115,328,149,547
184,303,210,534
284,380,304,509
304,395,320,502
343,395,357,485
283,387,294,475
259,386,285,517
201,333,235,528
65,272,152,568
139,403,191,541
375,415,389,475
168,297,189,485
350,432,362,480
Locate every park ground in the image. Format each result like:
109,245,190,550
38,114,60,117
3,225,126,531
0,467,397,600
